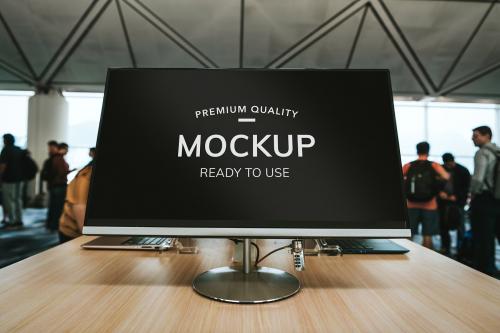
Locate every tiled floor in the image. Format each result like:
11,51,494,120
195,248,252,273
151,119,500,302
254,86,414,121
0,208,58,268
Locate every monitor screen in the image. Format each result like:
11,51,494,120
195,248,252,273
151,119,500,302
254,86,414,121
83,69,410,237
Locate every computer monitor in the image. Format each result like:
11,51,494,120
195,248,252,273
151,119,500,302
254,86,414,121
83,68,410,303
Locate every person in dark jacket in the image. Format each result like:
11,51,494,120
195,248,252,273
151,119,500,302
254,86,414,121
0,180,7,225
41,140,58,227
46,142,70,231
40,140,59,186
0,134,24,229
437,153,471,255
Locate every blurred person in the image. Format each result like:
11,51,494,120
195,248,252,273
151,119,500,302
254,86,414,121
59,152,94,243
46,142,69,231
1,178,8,225
0,134,24,229
470,126,500,276
40,140,59,188
403,142,450,249
437,153,470,256
89,147,96,160
20,149,38,207
40,140,58,221
1,169,8,224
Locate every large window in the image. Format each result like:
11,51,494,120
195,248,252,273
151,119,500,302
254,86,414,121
0,90,33,148
395,101,499,171
394,101,427,165
0,90,499,177
64,92,103,172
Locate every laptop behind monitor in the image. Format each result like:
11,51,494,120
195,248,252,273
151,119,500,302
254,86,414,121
82,236,175,250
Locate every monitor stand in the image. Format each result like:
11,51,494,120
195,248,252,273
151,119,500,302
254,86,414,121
192,239,300,304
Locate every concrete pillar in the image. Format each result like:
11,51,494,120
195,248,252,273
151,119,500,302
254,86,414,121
27,90,69,196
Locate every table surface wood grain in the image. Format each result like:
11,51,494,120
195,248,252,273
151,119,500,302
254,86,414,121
0,237,499,332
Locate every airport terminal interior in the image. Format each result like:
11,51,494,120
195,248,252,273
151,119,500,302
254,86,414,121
1,0,500,331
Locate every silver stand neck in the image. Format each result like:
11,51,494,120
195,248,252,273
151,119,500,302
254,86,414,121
243,238,251,274
192,238,301,304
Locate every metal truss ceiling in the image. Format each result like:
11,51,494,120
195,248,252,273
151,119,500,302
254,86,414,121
0,0,499,101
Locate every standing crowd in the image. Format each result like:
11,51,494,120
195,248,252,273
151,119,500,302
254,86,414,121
0,134,94,243
1,125,499,276
405,125,500,277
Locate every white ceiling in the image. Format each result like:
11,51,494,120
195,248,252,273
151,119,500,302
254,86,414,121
0,0,499,101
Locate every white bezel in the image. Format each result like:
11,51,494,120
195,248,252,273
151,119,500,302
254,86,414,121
83,226,411,238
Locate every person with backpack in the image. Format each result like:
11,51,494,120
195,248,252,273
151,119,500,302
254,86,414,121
0,134,25,229
438,153,470,256
470,125,500,276
20,149,39,206
403,142,450,249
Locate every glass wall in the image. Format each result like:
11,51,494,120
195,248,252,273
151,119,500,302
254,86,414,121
395,101,499,172
0,90,499,177
0,91,103,181
0,90,33,148
394,101,426,164
64,92,103,172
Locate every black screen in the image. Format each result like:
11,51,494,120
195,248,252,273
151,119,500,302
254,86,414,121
85,69,408,230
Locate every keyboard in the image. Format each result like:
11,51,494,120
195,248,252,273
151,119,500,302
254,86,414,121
123,237,173,247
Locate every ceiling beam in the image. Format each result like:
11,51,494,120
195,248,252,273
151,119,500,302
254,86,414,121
345,5,369,69
38,0,100,80
265,0,368,68
373,0,436,93
0,58,36,85
116,0,137,68
239,0,245,68
440,60,500,96
0,9,37,79
402,0,496,3
40,0,112,86
123,0,218,68
0,80,34,84
437,0,497,90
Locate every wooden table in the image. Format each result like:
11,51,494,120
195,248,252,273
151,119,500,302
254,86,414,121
0,237,499,332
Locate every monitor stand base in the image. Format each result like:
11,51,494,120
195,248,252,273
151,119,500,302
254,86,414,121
192,266,300,304
193,239,300,303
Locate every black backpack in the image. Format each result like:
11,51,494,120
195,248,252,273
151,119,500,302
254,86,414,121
21,151,39,181
405,160,438,202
